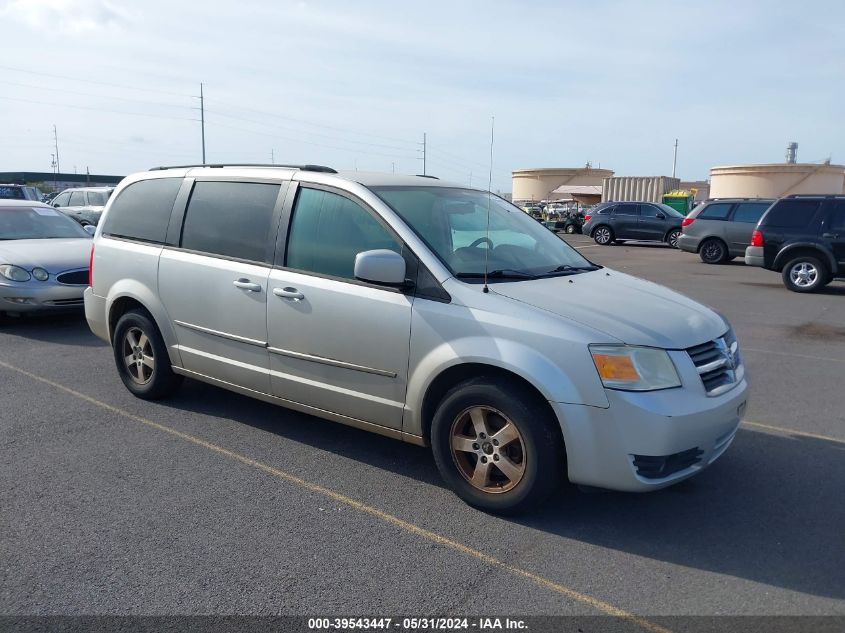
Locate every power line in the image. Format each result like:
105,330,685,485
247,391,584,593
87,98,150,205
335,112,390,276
203,107,418,153
1,79,193,111
0,95,199,123
0,64,191,98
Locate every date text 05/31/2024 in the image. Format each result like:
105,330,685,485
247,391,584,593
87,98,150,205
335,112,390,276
307,618,528,630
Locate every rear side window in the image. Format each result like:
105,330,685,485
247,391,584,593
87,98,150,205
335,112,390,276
732,202,771,224
101,178,182,243
698,202,733,220
181,181,280,262
761,199,822,228
597,206,613,215
69,191,86,206
829,200,845,232
52,192,71,207
286,187,400,280
615,204,639,216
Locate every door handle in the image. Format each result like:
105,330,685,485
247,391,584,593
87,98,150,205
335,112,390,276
233,278,262,292
822,232,839,238
273,287,304,301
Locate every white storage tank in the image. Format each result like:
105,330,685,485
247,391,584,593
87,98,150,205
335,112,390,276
709,163,845,198
512,167,614,202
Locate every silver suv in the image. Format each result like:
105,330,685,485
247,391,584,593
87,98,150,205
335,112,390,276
678,199,774,264
51,187,115,226
85,165,748,513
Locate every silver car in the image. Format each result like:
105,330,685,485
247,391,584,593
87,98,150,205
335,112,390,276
0,200,95,315
51,187,115,226
678,199,774,264
85,165,748,513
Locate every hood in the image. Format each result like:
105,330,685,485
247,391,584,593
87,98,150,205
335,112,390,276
0,238,92,273
492,269,727,349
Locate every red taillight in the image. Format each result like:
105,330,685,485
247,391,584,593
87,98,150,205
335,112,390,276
88,244,94,287
682,217,695,227
584,214,592,222
751,229,764,247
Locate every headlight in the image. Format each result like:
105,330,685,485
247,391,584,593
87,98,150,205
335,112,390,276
32,267,49,281
0,265,32,282
590,345,681,391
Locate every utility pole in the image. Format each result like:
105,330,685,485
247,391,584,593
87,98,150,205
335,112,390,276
86,166,90,186
50,153,57,189
271,149,275,164
200,83,206,163
672,138,678,178
391,162,395,174
52,125,61,175
422,133,427,176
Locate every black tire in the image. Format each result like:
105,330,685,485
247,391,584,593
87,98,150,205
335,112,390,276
592,225,614,245
666,228,682,249
112,309,183,399
430,377,565,514
699,238,729,264
781,256,828,293
564,224,576,234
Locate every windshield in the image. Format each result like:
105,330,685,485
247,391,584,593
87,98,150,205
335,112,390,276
372,187,596,280
0,186,26,200
0,206,90,240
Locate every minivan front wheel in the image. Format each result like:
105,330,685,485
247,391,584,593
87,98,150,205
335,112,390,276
113,309,183,399
782,256,828,293
593,226,614,245
431,377,564,514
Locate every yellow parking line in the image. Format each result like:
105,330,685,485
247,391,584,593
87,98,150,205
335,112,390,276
742,420,845,445
0,358,670,633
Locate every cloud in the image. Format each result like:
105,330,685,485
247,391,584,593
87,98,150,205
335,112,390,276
0,0,130,34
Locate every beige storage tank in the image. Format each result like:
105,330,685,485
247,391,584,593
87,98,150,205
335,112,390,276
709,163,845,199
512,167,614,202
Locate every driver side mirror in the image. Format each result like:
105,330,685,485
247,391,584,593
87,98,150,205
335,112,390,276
354,249,407,286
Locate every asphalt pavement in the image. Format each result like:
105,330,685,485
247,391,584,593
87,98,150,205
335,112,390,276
1,235,843,626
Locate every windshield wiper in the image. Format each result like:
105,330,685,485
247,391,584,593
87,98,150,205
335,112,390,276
455,269,538,280
542,264,601,276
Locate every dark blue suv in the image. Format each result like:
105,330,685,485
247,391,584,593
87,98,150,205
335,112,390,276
582,201,685,247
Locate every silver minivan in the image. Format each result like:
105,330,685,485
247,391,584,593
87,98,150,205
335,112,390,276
678,199,774,264
85,165,748,513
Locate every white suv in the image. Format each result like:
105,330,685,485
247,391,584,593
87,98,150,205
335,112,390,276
85,164,748,513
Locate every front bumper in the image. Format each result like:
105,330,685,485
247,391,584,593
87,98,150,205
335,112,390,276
744,246,765,267
552,375,748,492
0,280,85,313
676,234,701,254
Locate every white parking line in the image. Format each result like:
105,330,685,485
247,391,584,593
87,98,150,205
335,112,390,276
742,348,845,364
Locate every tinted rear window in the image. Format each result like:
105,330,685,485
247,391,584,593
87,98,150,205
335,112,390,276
698,202,733,220
732,202,771,224
0,186,25,200
101,178,182,243
829,200,845,232
761,199,823,228
614,204,639,216
180,181,280,262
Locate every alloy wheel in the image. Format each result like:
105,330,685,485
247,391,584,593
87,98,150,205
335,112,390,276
668,230,681,248
122,327,155,385
702,240,724,263
595,227,611,244
789,262,818,288
449,406,526,493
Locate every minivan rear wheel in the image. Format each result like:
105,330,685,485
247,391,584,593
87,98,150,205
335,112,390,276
113,309,183,399
431,377,564,514
593,226,614,245
699,238,728,264
782,256,828,293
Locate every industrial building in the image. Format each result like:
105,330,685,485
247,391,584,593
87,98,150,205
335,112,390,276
512,166,613,203
0,171,124,191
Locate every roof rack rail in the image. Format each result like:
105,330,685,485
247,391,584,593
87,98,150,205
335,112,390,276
415,174,439,179
148,163,337,173
785,193,841,198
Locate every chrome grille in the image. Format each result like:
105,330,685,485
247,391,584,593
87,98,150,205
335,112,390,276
687,330,741,396
57,270,88,286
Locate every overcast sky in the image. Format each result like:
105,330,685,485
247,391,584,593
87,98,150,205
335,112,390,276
2,0,843,192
